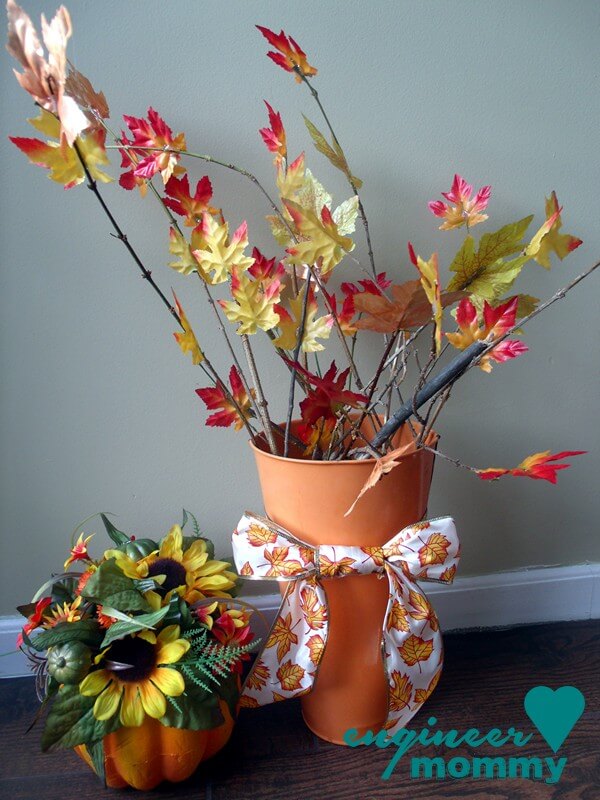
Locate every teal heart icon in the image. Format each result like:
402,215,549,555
524,686,585,752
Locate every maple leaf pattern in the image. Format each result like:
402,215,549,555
387,599,410,633
239,561,254,576
300,586,327,630
408,589,439,632
418,533,451,567
298,546,315,566
440,565,457,582
414,667,442,705
277,661,305,692
318,554,356,578
399,634,434,667
246,661,270,691
247,523,278,547
263,546,304,578
306,634,325,666
265,612,298,661
389,672,413,713
239,696,260,708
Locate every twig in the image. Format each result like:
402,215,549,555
284,276,312,457
241,335,278,454
421,445,478,472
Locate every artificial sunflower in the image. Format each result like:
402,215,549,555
108,525,238,607
79,625,189,727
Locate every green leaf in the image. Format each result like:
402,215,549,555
332,196,359,236
218,672,241,719
41,685,121,752
87,739,106,784
100,513,130,547
159,679,223,731
30,620,103,652
303,115,363,189
447,216,534,296
100,606,171,648
515,294,539,318
181,508,201,538
81,559,151,613
16,602,36,619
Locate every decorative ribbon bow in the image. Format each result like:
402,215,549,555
232,512,459,735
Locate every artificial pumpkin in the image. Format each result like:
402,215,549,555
47,642,92,684
122,538,159,561
74,698,235,790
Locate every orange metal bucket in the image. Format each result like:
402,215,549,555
250,420,436,744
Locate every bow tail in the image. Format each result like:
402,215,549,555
380,564,445,734
240,576,329,708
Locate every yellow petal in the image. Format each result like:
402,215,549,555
197,559,232,577
136,630,157,645
93,682,122,721
157,624,181,644
103,550,141,579
143,590,163,611
151,667,185,697
79,669,111,697
139,680,167,719
120,684,145,727
156,638,190,665
159,525,183,561
181,539,208,573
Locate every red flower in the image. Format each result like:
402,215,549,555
256,26,317,82
16,597,52,648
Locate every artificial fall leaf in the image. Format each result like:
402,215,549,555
324,291,356,336
276,661,305,692
418,533,451,568
387,599,410,633
354,280,463,334
65,64,109,123
534,192,583,269
285,359,367,427
399,634,434,667
285,200,354,275
300,585,327,629
345,442,415,516
168,226,205,276
10,108,111,189
477,450,586,484
407,589,439,631
246,523,278,547
306,634,325,666
332,196,360,235
266,612,298,661
219,266,282,335
195,365,255,431
414,666,442,705
428,174,491,231
172,291,204,365
121,107,186,185
249,248,285,281
297,417,336,457
7,0,89,146
389,672,413,713
303,115,363,189
246,661,270,691
256,26,317,81
275,152,306,202
192,213,255,284
263,546,304,578
409,244,443,354
163,174,216,226
273,289,333,352
446,296,528,372
259,101,287,159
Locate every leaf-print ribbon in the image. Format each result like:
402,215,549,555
232,512,459,735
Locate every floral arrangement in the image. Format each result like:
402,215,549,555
5,1,598,500
16,510,254,777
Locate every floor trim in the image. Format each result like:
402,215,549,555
2,562,598,678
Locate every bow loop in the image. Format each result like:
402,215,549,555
383,517,459,583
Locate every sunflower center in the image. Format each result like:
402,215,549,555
148,557,187,594
107,637,156,682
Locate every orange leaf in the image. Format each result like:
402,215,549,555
345,442,415,516
354,280,463,334
306,634,325,666
317,554,356,577
239,696,260,708
440,565,457,583
266,612,298,661
276,660,305,691
389,672,413,713
246,661,270,691
399,634,434,667
387,599,410,633
408,589,439,632
247,523,278,547
477,450,586,484
418,533,451,567
239,561,254,577
263,546,304,578
414,666,443,704
300,586,327,630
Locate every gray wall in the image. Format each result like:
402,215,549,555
1,0,599,615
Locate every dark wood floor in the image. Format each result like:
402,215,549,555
1,620,598,799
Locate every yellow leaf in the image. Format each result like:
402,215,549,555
303,115,362,189
418,533,451,567
276,660,305,692
407,589,439,631
414,250,442,354
168,226,203,276
299,585,327,629
285,200,354,275
414,666,442,705
534,192,583,269
219,267,281,335
276,152,305,200
192,214,254,285
172,292,204,365
387,599,410,633
266,612,298,661
273,290,333,352
399,634,434,667
389,672,413,713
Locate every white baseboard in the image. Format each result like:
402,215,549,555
2,563,598,679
